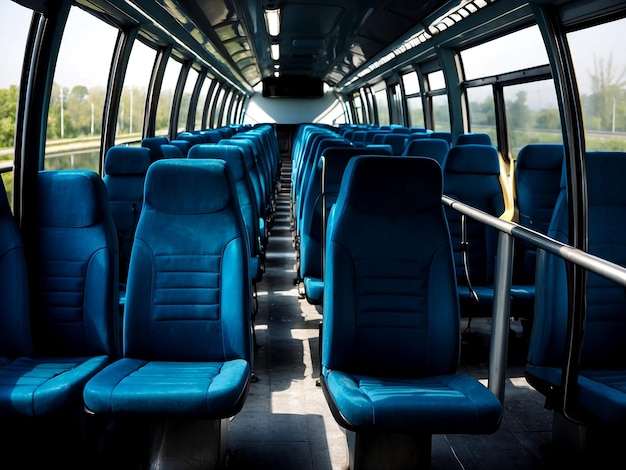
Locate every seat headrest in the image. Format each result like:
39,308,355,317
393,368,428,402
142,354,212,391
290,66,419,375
104,146,152,175
444,144,499,175
188,144,246,181
38,170,106,228
456,133,492,146
338,156,442,216
517,144,564,170
144,159,235,214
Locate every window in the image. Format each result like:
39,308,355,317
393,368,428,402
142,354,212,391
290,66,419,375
461,26,548,80
374,86,389,125
177,67,198,134
503,80,561,157
46,6,117,170
116,40,156,145
0,1,31,201
568,18,626,151
155,58,182,136
467,86,496,145
402,71,424,127
195,77,213,129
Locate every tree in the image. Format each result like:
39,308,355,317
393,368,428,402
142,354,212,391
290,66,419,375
588,53,626,132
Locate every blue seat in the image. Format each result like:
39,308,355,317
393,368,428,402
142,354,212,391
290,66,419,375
160,143,186,158
402,137,450,166
141,136,169,161
169,139,192,156
188,143,264,283
430,131,452,145
381,133,407,154
320,156,502,468
513,143,564,284
220,137,269,249
0,170,119,417
526,151,626,439
103,145,152,292
456,132,492,146
0,178,32,366
83,159,252,468
299,146,393,305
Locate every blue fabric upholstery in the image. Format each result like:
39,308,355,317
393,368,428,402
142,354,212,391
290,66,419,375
220,137,268,248
381,133,407,154
0,178,32,363
141,136,169,161
526,151,626,424
83,159,252,418
442,144,504,318
514,143,564,284
300,147,393,305
321,156,501,437
0,170,118,417
402,137,450,165
160,143,186,158
104,145,152,288
456,133,492,146
169,139,192,156
188,143,264,282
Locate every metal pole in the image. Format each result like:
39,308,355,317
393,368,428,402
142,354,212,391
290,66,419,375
488,230,514,403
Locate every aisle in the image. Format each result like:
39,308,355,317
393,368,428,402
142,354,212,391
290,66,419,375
226,157,348,469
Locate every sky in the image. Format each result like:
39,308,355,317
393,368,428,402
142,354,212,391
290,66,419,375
1,1,625,98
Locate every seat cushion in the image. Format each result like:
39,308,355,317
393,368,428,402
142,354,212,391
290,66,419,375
322,371,502,433
0,355,110,416
83,358,251,418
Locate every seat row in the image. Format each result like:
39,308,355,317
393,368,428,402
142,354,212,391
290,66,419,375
291,123,564,328
0,157,255,467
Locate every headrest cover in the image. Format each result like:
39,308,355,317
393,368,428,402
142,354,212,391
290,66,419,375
188,144,245,181
145,159,234,214
517,144,564,171
104,146,152,175
444,144,499,175
38,170,104,227
338,156,442,215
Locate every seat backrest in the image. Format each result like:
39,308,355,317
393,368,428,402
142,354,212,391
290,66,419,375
103,145,152,283
124,159,251,363
442,144,504,288
513,143,564,283
456,133,492,146
402,137,450,166
0,178,32,361
188,143,262,274
160,143,186,158
430,131,452,145
35,170,119,357
299,146,394,284
381,133,407,154
528,151,626,371
322,156,459,376
141,136,169,162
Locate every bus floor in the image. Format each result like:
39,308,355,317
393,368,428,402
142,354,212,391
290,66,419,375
224,157,558,470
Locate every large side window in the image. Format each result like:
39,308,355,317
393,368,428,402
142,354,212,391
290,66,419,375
402,71,424,128
177,67,199,134
155,58,182,136
373,83,390,125
0,2,31,202
116,40,156,145
428,71,449,131
568,18,626,151
195,78,213,130
46,6,117,170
